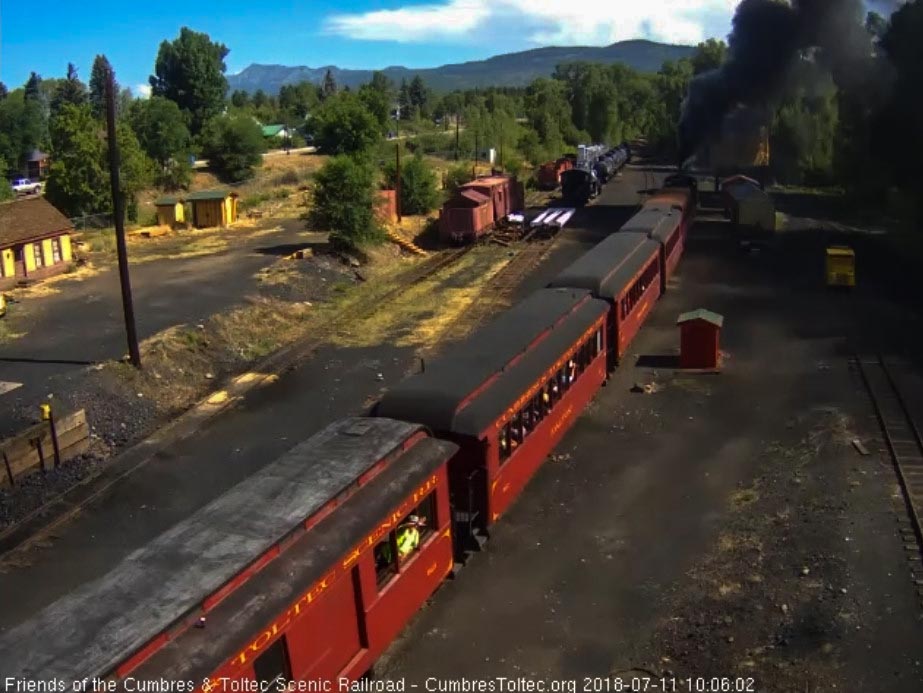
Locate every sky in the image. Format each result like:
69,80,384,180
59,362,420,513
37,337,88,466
0,0,896,96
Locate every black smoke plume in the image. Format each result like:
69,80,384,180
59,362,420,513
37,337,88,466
679,0,876,163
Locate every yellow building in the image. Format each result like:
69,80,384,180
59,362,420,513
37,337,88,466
188,190,239,229
826,246,856,288
0,197,74,288
154,196,187,228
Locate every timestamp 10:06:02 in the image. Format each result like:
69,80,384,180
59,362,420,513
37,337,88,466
582,677,756,693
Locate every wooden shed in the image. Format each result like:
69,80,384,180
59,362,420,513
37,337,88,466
722,176,775,239
153,196,186,229
188,190,239,229
677,309,724,370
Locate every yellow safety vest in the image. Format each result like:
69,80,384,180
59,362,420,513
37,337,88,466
396,525,420,558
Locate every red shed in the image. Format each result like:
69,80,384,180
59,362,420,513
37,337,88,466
677,309,724,369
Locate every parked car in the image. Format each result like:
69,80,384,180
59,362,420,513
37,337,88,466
11,178,42,195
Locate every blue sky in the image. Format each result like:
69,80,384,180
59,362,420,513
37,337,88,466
0,1,889,95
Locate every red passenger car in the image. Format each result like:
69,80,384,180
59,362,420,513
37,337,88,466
375,288,609,548
0,418,457,688
620,206,685,291
549,234,662,367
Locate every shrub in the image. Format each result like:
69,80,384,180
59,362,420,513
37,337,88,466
383,154,440,215
200,114,266,183
444,164,475,195
308,155,384,249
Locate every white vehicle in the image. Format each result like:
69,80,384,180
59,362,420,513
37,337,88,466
11,178,42,195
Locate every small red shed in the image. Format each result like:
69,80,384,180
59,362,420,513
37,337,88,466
677,309,724,369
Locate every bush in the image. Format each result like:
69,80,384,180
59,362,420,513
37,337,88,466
383,154,440,216
308,155,384,249
444,164,474,195
200,114,266,183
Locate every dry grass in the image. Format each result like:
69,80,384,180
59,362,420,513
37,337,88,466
327,246,513,349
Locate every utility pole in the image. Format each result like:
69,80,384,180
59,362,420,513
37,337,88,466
395,142,402,224
499,124,504,170
455,113,460,161
105,67,141,368
474,130,479,178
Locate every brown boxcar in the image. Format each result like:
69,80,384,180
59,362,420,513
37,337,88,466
549,234,662,368
376,288,609,546
440,188,494,243
0,418,457,688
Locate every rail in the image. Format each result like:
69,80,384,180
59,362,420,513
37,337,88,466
854,355,923,569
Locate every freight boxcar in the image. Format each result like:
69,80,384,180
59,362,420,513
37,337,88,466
537,158,573,190
549,234,662,367
0,419,457,687
440,175,525,243
375,288,609,549
440,188,494,243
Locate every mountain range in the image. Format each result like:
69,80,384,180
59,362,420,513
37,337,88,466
227,40,696,94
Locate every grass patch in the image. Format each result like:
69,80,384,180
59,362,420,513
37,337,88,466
79,228,118,256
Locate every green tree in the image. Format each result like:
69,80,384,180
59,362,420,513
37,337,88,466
0,158,12,201
878,0,923,214
310,92,381,155
398,79,412,119
129,96,192,189
0,83,9,100
45,103,108,216
358,83,391,131
150,27,229,135
308,155,382,248
230,89,250,109
444,164,474,195
409,75,429,118
691,39,728,75
51,63,88,117
383,154,439,215
115,121,155,221
0,89,46,171
278,82,317,121
322,69,337,100
200,113,265,182
24,73,42,102
89,55,115,118
252,89,269,109
369,71,392,96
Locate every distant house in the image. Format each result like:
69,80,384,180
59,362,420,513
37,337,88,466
0,197,75,288
188,190,239,228
26,150,50,180
261,124,293,140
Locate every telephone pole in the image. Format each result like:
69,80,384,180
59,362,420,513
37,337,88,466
105,67,141,368
395,142,402,224
455,113,460,161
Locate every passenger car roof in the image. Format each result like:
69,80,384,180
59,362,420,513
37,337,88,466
0,418,450,680
376,288,608,437
549,233,661,301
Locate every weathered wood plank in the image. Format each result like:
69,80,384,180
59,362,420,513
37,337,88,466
0,410,89,488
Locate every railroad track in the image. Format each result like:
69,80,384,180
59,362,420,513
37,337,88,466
854,354,923,602
442,236,557,343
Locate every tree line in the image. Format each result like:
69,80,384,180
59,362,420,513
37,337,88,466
3,5,921,228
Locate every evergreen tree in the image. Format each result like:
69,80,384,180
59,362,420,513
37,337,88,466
89,55,115,118
51,63,88,117
322,69,337,100
24,72,42,102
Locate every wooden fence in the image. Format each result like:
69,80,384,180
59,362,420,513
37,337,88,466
0,409,89,488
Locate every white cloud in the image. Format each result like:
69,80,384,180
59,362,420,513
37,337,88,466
135,84,153,99
324,0,740,46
